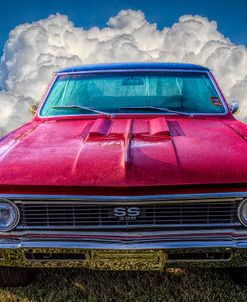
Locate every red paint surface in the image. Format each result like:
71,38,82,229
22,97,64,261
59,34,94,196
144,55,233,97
1,112,247,193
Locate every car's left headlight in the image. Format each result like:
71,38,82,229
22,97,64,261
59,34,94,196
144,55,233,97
0,199,19,231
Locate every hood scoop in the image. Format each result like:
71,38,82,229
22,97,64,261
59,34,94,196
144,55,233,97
88,119,111,137
86,117,170,141
146,117,170,139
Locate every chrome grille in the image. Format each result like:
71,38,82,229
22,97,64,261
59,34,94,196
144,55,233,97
15,199,240,230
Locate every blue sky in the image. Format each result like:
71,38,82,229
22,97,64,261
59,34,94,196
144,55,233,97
0,0,247,55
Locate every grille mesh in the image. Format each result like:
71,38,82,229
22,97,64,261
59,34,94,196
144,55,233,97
15,200,240,230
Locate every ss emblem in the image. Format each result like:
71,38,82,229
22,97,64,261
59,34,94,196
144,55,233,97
113,207,141,221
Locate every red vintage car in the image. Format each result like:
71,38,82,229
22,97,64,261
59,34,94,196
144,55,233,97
0,62,246,286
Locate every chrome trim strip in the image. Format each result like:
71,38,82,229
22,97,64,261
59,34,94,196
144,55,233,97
1,237,247,250
56,68,208,76
13,197,242,206
1,192,247,202
2,227,247,237
15,223,241,231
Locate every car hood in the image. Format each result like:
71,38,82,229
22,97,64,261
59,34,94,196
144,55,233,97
0,116,247,187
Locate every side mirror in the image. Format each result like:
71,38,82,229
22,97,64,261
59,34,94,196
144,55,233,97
229,101,239,114
29,103,39,116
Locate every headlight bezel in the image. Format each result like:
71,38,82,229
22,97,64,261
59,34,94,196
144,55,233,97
0,199,20,231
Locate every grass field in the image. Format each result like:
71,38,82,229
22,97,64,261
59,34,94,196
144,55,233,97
0,268,247,302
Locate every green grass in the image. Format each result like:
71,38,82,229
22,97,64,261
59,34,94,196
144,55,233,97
0,268,247,302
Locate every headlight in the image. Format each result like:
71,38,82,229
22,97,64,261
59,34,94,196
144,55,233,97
238,199,247,227
0,199,19,231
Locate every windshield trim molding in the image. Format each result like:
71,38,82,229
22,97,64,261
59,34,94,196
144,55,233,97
56,68,210,76
37,69,229,119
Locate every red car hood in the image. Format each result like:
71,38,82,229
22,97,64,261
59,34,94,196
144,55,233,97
0,116,247,187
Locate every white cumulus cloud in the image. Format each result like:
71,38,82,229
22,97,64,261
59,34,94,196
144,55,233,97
0,9,247,134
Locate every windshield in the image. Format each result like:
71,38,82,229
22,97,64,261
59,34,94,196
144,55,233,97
40,71,226,116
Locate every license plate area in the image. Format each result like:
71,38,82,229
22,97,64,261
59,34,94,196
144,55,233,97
89,250,167,271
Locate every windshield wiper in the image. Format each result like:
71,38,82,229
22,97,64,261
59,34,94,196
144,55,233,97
120,106,193,117
51,105,113,118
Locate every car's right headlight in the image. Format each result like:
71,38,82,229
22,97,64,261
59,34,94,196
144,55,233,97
238,199,247,227
0,199,20,231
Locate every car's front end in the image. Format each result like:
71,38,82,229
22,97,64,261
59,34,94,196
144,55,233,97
0,62,247,285
1,189,247,271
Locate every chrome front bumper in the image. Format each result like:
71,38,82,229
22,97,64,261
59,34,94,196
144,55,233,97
2,229,247,249
1,229,247,269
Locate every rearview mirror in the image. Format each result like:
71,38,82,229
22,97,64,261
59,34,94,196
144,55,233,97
229,101,239,114
29,103,39,116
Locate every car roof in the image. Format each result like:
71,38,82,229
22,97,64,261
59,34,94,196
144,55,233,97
58,62,209,73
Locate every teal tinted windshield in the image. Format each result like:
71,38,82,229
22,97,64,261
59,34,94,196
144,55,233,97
40,72,226,116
